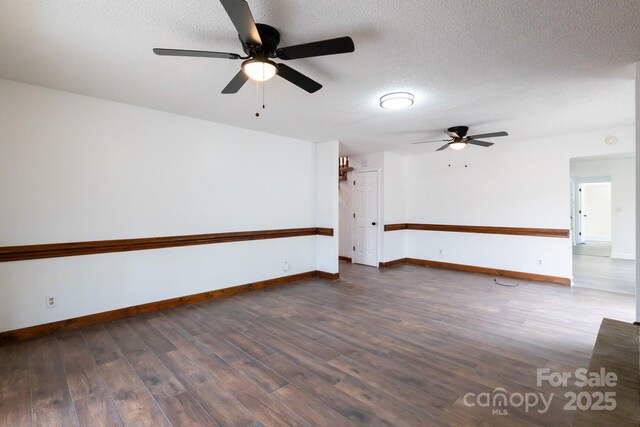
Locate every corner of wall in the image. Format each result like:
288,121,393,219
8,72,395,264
315,141,340,274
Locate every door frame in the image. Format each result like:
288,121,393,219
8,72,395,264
572,176,611,246
352,169,382,267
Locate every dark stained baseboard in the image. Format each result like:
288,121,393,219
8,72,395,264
315,271,340,280
407,258,571,285
0,270,338,344
0,227,334,263
384,223,569,238
379,257,571,285
338,256,352,263
379,258,408,268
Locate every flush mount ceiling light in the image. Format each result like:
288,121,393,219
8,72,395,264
449,141,467,150
605,136,618,146
242,59,278,81
380,92,414,110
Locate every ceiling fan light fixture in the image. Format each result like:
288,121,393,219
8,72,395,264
380,92,414,110
242,59,278,82
449,141,467,150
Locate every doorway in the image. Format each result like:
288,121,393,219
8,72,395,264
570,154,635,294
575,180,612,256
353,170,379,267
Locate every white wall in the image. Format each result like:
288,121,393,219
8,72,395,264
315,140,339,274
0,79,334,332
402,125,635,279
571,157,635,258
382,152,407,262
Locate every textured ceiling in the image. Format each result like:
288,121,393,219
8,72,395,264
1,0,639,154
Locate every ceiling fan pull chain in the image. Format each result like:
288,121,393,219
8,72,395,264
255,80,260,117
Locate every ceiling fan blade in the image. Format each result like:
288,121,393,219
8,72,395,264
219,0,262,46
436,143,450,151
446,131,460,138
277,64,322,93
153,48,241,60
411,139,451,145
221,70,250,94
467,131,508,140
277,37,355,60
466,140,494,147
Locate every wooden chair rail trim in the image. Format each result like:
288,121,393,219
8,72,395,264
384,223,569,238
0,227,334,262
316,227,335,236
0,270,339,344
379,257,570,285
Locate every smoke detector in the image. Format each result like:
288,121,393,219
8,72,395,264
605,136,618,146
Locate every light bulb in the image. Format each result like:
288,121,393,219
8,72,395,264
242,59,277,82
449,141,467,151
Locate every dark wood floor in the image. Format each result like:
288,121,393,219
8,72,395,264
572,318,639,426
0,263,635,426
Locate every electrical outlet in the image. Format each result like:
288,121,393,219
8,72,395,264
46,295,57,309
283,261,290,272
537,258,543,266
439,249,443,255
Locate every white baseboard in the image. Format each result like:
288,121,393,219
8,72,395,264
610,252,636,260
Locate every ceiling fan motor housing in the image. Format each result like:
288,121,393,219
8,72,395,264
448,126,469,138
241,23,281,58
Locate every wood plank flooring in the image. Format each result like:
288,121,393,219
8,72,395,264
572,318,639,426
573,241,612,257
0,262,636,426
573,253,635,294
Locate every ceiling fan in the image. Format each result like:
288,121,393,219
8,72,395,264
411,126,509,151
153,0,355,94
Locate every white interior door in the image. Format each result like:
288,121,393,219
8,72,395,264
354,171,378,267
